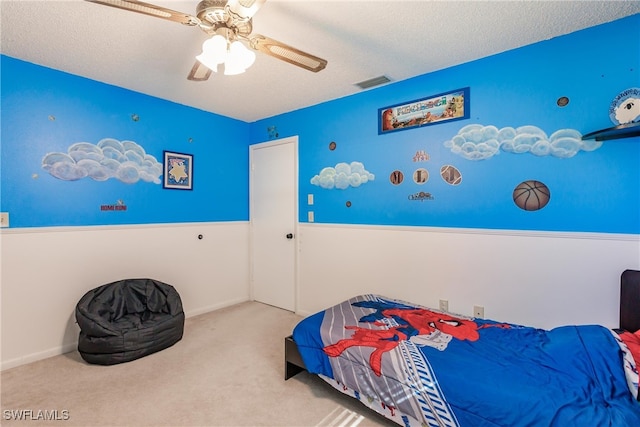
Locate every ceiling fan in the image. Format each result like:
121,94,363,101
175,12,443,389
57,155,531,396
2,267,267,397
85,0,328,80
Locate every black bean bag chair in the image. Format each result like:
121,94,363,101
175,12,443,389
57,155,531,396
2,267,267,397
75,278,185,365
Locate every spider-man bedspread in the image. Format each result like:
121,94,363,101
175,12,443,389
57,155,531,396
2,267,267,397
292,294,640,427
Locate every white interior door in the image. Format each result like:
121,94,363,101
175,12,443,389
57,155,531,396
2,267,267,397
250,137,297,311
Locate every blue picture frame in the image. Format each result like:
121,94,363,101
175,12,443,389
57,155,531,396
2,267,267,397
163,151,193,190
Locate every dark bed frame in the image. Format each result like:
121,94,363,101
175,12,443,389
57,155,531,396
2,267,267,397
285,269,640,380
284,335,306,380
620,269,640,333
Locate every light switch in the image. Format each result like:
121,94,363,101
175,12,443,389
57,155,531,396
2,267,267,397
307,194,314,205
308,211,314,222
0,212,9,228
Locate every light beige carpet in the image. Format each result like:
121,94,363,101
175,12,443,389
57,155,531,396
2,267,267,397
1,301,393,427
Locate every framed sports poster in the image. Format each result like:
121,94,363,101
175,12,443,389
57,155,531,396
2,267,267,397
379,87,470,134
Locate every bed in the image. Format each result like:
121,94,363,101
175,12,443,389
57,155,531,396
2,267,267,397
285,270,640,426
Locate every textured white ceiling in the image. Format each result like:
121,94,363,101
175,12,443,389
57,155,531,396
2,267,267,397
2,0,640,122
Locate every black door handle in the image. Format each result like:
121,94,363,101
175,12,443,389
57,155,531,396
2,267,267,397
286,233,294,239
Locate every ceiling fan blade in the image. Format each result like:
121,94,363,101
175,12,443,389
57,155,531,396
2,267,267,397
187,60,213,81
249,34,327,73
227,0,266,20
85,0,200,26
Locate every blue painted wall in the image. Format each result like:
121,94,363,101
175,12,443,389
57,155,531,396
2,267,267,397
2,15,639,234
251,15,640,234
1,56,250,227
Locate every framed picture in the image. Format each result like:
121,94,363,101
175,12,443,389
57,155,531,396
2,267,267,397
378,87,470,135
163,151,193,190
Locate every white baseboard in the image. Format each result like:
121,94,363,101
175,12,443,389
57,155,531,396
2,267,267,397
2,342,78,371
184,297,250,318
1,297,251,371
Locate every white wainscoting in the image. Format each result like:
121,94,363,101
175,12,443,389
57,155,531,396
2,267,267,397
296,224,640,330
3,221,639,370
0,222,250,370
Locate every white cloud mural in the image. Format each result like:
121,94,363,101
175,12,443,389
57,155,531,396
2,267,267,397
311,161,375,190
444,124,603,160
42,138,162,184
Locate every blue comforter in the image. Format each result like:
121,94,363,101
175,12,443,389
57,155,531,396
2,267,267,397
292,294,640,427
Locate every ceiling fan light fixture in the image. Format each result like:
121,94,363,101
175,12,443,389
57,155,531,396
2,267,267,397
197,36,256,75
86,0,328,81
230,40,256,66
195,53,220,73
223,62,246,75
196,34,227,72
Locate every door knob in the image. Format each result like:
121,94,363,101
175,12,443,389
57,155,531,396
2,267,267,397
286,233,294,239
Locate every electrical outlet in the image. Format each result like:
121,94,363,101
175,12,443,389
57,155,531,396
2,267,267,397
0,212,8,228
439,299,449,312
473,305,485,318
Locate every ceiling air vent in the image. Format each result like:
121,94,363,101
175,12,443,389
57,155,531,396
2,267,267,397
355,75,391,90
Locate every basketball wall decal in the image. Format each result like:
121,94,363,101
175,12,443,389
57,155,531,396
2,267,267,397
513,180,551,211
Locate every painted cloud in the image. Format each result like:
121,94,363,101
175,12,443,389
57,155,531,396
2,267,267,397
42,138,162,184
311,161,375,190
444,124,602,160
